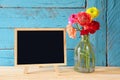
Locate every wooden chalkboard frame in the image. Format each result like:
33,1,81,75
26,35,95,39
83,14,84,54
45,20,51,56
14,28,66,67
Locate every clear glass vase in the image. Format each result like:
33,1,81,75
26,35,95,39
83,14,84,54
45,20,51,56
74,35,95,73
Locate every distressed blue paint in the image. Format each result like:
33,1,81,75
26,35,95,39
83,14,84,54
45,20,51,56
0,8,84,28
0,58,14,66
87,0,107,66
67,50,74,66
0,50,14,58
107,0,120,66
0,0,86,66
66,31,81,49
0,50,74,66
0,0,110,66
0,0,85,7
0,29,14,49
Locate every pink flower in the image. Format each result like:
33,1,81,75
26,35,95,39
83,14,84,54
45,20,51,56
66,24,77,39
77,12,91,26
68,14,78,24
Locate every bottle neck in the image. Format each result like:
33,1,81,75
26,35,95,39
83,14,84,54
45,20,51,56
81,35,89,42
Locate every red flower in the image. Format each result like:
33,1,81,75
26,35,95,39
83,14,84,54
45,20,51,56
82,20,100,34
80,29,89,35
77,12,91,26
87,21,100,31
68,14,78,24
88,29,96,34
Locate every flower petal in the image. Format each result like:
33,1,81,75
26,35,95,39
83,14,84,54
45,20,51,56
68,14,78,24
66,24,77,39
77,12,91,26
80,29,89,35
88,21,100,31
86,7,99,19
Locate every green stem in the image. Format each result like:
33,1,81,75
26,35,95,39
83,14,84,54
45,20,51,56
83,39,87,69
89,43,95,67
75,24,81,30
83,35,90,72
86,41,90,72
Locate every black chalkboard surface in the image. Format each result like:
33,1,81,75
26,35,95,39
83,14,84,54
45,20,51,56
14,28,66,66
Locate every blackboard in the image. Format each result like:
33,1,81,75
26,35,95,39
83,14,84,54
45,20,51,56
14,28,66,66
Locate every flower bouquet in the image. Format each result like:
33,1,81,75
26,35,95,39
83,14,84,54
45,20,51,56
66,7,100,73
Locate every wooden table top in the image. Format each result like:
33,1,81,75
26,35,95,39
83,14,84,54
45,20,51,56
0,66,120,80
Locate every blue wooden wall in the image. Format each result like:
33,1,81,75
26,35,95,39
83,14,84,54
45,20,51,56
107,0,120,66
0,0,119,66
0,0,85,66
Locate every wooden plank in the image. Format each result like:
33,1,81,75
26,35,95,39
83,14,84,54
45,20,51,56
0,8,84,28
0,58,14,66
107,0,120,66
0,67,120,80
0,29,14,49
67,50,74,66
87,0,107,66
0,8,84,49
0,0,85,7
66,31,81,49
0,50,14,58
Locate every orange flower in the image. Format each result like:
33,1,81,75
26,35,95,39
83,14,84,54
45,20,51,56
66,24,77,39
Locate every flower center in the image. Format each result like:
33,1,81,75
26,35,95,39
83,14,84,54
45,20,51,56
90,11,94,13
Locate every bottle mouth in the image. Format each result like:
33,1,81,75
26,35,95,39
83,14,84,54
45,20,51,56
81,35,89,41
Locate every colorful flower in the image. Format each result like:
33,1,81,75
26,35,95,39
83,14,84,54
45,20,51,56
86,7,99,19
77,12,91,26
82,21,100,34
68,14,78,24
66,7,100,38
80,29,89,35
88,29,96,34
87,20,100,31
66,24,77,39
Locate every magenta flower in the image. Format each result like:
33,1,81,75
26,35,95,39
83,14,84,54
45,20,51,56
68,14,78,24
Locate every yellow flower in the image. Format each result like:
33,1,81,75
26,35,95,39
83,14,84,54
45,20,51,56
86,7,99,19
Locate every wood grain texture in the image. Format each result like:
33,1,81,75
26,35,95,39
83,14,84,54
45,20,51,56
107,0,120,66
0,8,84,28
0,29,14,49
0,58,14,66
0,0,85,66
87,0,107,66
67,50,74,66
0,0,85,7
0,50,14,66
0,50,14,58
0,67,120,80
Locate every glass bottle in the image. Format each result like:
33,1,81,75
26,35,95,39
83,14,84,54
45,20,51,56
74,35,95,73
